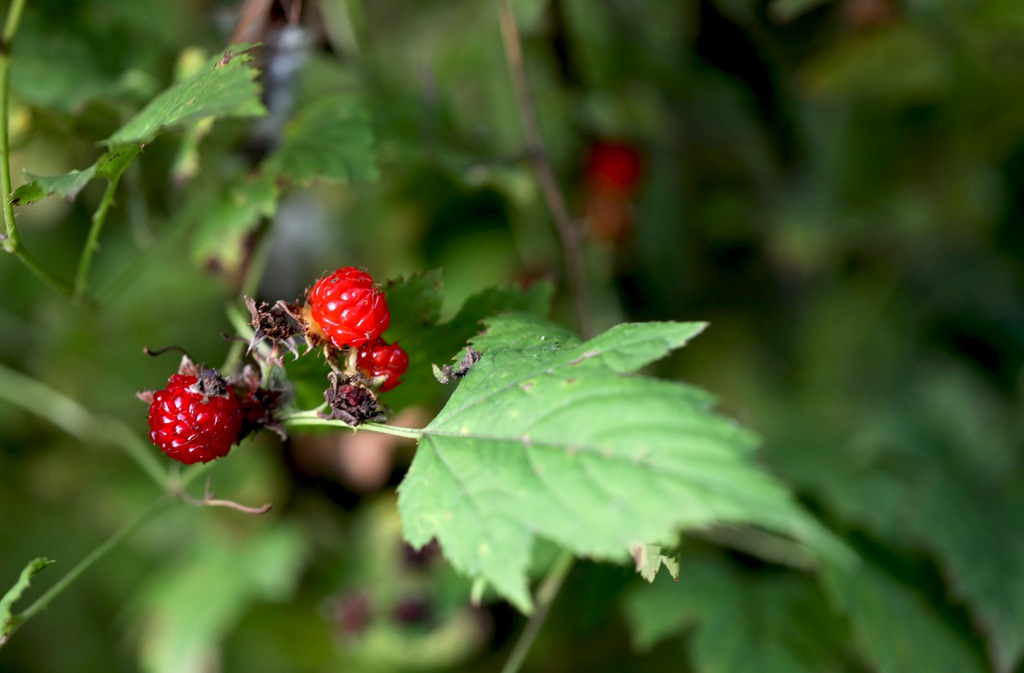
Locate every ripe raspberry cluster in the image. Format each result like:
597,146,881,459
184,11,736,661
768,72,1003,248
142,266,409,465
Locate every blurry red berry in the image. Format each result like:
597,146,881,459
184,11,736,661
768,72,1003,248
586,141,642,192
308,267,390,349
356,338,409,392
147,371,243,464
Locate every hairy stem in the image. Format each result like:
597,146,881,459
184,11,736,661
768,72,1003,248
500,550,576,673
280,409,423,440
496,0,590,337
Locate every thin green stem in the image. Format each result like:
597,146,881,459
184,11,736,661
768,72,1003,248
74,174,121,299
0,0,72,296
1,0,26,42
0,0,25,251
0,361,169,489
500,550,576,673
280,409,424,440
13,495,172,626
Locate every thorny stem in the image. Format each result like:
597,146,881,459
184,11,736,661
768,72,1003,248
496,0,590,338
0,0,71,296
500,550,576,673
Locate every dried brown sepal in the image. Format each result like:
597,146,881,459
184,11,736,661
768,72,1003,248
230,365,289,440
432,348,482,384
190,367,234,401
321,371,386,426
245,295,307,363
136,355,225,404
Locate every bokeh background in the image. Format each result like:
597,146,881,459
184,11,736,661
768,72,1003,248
2,0,1024,671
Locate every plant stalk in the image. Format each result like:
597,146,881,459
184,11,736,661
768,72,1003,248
0,0,72,295
496,0,590,337
74,174,121,299
280,409,423,440
11,495,172,628
500,549,576,673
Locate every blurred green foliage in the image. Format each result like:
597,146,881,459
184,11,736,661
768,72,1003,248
2,0,1024,672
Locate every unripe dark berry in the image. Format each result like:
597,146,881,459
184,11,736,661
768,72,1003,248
356,338,409,392
147,371,243,464
308,267,390,349
586,141,642,192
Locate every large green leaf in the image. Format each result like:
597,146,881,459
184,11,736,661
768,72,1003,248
398,315,848,611
104,47,265,148
916,472,1024,673
262,96,378,185
824,560,987,673
624,559,848,673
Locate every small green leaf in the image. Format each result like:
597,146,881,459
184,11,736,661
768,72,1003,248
398,315,848,611
10,146,142,208
1,557,54,642
104,47,265,148
263,96,378,185
11,166,98,205
191,173,279,276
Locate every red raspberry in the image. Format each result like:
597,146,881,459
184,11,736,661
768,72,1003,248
147,371,244,464
308,267,390,349
356,338,409,392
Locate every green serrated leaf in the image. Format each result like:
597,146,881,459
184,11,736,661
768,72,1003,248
384,270,444,329
104,47,265,148
915,473,1024,673
263,96,378,185
1,557,54,641
377,279,553,411
625,559,848,672
192,173,278,276
398,315,849,611
11,166,98,205
10,145,142,208
824,560,987,673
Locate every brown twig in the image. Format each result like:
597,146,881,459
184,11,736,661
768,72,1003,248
177,477,272,515
496,0,591,337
